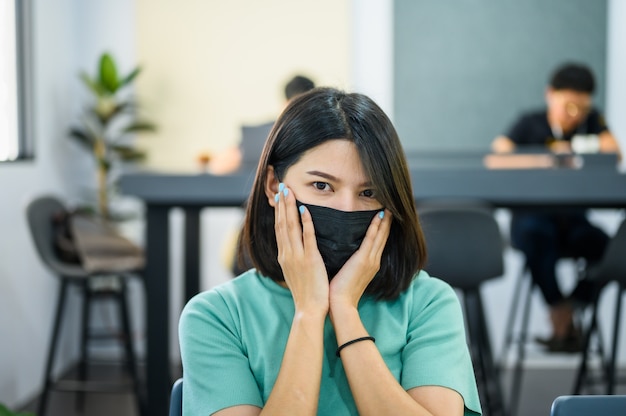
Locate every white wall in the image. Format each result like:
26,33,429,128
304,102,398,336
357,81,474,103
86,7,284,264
0,0,81,407
350,0,394,119
135,0,351,172
0,0,136,408
607,0,626,159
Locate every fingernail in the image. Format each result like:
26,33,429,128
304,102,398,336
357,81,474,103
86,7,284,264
378,211,385,219
299,205,305,214
274,193,279,202
278,183,285,192
283,188,289,197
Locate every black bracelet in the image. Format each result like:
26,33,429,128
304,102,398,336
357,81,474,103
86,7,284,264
336,336,375,357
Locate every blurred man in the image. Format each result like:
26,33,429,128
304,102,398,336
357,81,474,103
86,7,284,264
492,63,621,352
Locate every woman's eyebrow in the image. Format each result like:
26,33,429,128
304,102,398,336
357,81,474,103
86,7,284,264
305,170,373,187
306,170,338,181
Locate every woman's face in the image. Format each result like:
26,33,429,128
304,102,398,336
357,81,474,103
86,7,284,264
268,139,383,212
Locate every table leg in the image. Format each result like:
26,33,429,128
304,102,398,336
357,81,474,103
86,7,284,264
144,204,171,416
184,207,201,302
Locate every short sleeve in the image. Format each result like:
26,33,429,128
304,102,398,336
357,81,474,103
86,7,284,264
401,279,482,415
585,110,609,135
506,115,532,145
179,290,264,415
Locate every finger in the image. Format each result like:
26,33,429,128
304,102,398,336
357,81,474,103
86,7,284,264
281,185,305,256
371,209,392,259
274,187,290,259
357,209,391,265
358,209,386,254
299,204,318,255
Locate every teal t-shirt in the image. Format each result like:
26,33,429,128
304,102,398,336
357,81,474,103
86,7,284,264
179,270,482,415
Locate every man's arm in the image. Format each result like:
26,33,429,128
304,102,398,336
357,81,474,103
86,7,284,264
598,130,622,160
491,135,516,153
209,146,243,174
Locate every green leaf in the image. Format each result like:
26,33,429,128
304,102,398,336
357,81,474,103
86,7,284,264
123,121,157,133
99,53,119,94
99,158,112,171
0,403,35,416
79,71,104,97
0,403,11,416
119,67,142,88
69,127,96,149
79,115,104,143
94,96,118,123
106,101,134,120
112,145,146,161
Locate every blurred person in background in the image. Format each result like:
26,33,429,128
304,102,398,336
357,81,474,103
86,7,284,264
209,74,315,174
492,63,621,352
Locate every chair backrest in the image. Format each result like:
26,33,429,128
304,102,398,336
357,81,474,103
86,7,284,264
551,395,626,416
169,378,183,416
418,201,504,290
590,218,626,284
26,195,71,272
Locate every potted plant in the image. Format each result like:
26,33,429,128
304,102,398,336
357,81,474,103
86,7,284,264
0,403,35,416
70,52,155,220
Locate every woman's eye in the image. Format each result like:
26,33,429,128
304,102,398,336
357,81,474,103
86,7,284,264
361,189,376,198
313,182,330,191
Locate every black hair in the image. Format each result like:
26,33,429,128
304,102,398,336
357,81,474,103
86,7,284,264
284,75,316,100
239,87,426,300
549,63,595,94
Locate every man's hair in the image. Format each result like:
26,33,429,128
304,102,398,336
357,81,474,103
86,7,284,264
284,75,315,100
549,63,595,94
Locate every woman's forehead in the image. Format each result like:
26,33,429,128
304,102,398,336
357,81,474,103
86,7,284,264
286,140,370,181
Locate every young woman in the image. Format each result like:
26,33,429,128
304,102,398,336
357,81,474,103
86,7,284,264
179,88,481,415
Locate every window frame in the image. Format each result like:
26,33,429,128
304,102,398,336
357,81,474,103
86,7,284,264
1,0,34,162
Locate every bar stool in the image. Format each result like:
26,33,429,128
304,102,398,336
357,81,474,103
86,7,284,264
26,195,145,416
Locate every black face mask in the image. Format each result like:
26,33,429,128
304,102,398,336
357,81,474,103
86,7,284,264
297,201,379,278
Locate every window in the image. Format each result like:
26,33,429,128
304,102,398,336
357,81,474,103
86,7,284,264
0,0,33,161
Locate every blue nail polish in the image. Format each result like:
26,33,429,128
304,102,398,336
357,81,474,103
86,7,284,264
278,183,285,192
299,205,305,214
274,193,279,202
283,188,289,197
378,211,385,219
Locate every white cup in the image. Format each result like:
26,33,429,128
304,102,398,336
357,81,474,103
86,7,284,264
571,134,600,154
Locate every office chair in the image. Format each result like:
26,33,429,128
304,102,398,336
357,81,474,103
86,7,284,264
26,195,145,416
418,200,506,416
169,378,183,416
573,217,626,395
550,394,626,416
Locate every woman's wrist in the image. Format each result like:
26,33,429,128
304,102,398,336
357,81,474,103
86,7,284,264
293,305,328,323
329,302,360,334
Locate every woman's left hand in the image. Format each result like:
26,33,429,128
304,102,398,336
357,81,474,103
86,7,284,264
329,209,392,312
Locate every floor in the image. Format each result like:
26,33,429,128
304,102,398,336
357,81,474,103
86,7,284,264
20,359,625,416
20,362,181,416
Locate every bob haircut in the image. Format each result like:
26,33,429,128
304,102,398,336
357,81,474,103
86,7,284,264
240,87,426,300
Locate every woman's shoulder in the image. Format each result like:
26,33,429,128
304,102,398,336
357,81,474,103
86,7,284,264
409,270,456,296
183,271,257,310
400,270,460,312
183,270,289,314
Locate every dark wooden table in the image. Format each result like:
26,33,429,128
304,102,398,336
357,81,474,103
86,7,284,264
119,164,626,416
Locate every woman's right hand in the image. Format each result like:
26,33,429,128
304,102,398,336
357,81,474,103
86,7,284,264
274,184,329,316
